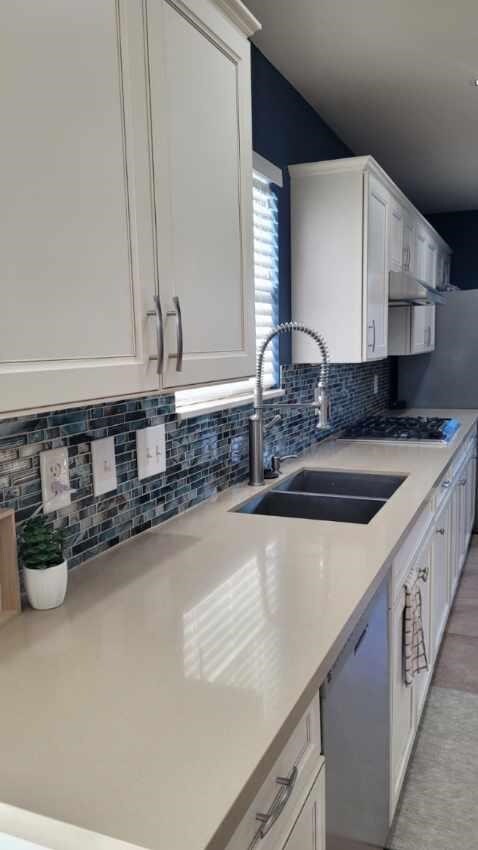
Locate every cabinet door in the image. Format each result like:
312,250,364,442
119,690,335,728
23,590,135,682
415,227,428,282
0,1,158,414
390,200,404,272
411,305,435,354
390,586,415,816
283,769,325,850
365,176,388,360
432,501,451,659
414,541,433,722
403,212,415,274
146,0,256,388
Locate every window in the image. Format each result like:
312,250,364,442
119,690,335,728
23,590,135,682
175,155,282,418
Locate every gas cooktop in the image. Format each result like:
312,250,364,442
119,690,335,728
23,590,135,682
342,415,461,445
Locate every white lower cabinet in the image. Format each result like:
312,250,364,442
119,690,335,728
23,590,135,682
0,0,259,415
390,435,477,821
226,692,324,850
390,585,415,814
282,768,325,850
431,499,451,659
413,538,433,723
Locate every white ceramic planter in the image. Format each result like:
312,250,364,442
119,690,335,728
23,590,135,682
24,560,68,610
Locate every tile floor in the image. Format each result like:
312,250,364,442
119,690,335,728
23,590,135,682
388,535,478,850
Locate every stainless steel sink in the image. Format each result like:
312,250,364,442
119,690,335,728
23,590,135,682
233,468,406,524
234,490,386,524
277,469,406,500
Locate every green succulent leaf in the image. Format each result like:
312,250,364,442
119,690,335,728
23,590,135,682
20,515,64,570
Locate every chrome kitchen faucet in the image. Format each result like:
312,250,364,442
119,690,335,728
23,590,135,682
249,322,330,485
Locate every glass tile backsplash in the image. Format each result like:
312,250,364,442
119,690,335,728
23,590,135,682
0,361,391,576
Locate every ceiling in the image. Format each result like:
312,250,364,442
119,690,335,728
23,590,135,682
247,0,478,213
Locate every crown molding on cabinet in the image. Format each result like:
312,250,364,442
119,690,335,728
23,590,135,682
214,0,261,36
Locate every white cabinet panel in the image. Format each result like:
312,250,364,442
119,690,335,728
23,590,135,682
226,693,322,850
0,0,158,412
403,212,415,274
365,175,388,360
146,0,256,388
389,304,435,355
390,586,415,815
432,501,451,661
414,540,433,722
283,769,325,850
390,201,404,272
415,227,428,282
426,239,438,287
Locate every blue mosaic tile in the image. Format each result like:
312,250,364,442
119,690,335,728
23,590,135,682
0,360,391,575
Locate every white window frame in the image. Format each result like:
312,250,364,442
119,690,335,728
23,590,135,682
176,154,283,421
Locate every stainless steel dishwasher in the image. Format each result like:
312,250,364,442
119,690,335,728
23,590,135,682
322,576,390,850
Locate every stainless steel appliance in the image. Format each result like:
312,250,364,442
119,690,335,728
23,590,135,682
341,414,461,446
322,577,390,850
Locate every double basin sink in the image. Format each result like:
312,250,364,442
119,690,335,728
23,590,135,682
234,469,406,525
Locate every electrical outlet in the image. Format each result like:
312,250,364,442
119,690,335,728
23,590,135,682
40,447,71,513
136,425,166,480
91,437,117,497
373,374,379,395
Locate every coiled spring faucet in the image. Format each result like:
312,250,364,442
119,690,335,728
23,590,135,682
249,322,330,485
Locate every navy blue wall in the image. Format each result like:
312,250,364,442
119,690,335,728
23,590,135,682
427,211,478,290
251,46,351,362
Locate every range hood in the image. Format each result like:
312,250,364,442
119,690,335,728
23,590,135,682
389,270,446,305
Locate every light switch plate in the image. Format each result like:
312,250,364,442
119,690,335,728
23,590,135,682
91,437,117,497
136,425,166,480
40,447,71,513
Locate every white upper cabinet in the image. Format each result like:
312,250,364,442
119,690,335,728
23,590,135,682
415,226,428,282
289,156,450,364
0,0,158,413
402,211,415,274
289,157,390,363
389,200,404,272
365,175,389,360
0,0,260,414
146,0,258,388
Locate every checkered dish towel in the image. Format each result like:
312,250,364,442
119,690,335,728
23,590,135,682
403,567,429,686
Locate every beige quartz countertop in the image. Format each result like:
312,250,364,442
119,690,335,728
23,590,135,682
0,409,476,850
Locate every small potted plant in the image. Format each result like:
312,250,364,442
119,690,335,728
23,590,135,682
20,516,67,610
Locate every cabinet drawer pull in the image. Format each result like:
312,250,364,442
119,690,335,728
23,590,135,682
460,478,467,486
167,296,183,372
147,295,164,376
441,480,451,489
255,766,298,840
436,527,445,535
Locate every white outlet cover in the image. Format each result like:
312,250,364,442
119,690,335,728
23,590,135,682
91,437,117,497
136,425,166,480
40,447,71,513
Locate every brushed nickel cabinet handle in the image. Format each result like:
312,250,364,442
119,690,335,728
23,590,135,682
147,294,164,376
167,296,183,372
419,565,430,582
460,478,467,486
441,479,451,489
436,527,445,535
255,766,298,840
